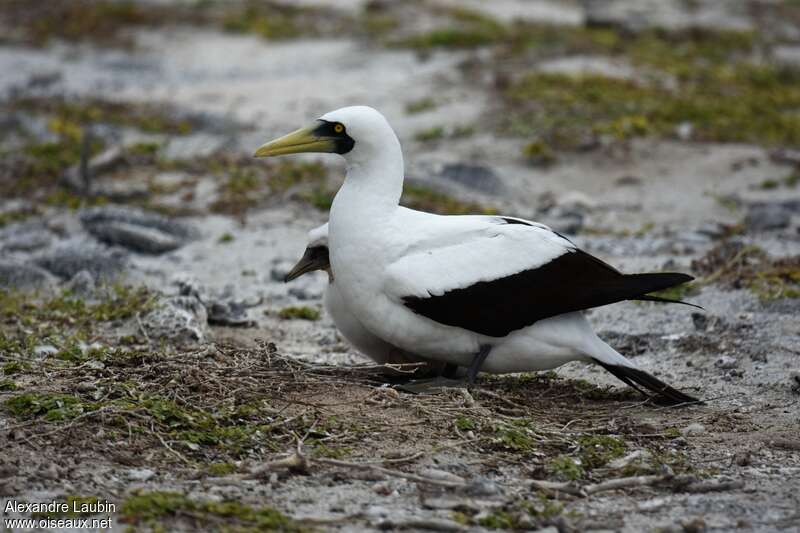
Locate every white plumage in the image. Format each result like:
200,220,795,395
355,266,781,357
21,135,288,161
260,106,698,404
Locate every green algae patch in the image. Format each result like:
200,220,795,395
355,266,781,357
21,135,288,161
120,490,308,532
5,393,97,422
500,27,800,154
577,435,626,469
392,8,507,50
221,1,346,41
692,243,800,301
277,306,321,321
549,455,584,481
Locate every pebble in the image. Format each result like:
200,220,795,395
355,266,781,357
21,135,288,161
744,205,791,232
437,163,503,195
35,239,128,281
681,423,706,436
0,261,57,290
715,356,738,369
126,468,156,482
33,345,59,358
80,206,192,254
142,295,209,343
65,270,96,296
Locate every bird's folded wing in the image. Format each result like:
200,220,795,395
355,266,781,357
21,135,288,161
384,220,690,337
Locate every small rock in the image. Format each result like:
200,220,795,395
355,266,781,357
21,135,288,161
80,206,192,254
533,527,559,533
463,476,500,496
691,312,708,332
675,121,694,141
790,371,800,394
288,287,312,301
207,300,256,328
88,221,183,254
615,175,642,186
33,345,59,358
682,516,706,533
418,469,465,485
438,163,503,195
142,295,209,344
744,205,791,232
715,356,738,369
681,423,706,437
65,270,96,297
0,261,58,291
63,146,127,192
35,239,127,281
734,451,752,467
39,464,59,481
126,468,156,481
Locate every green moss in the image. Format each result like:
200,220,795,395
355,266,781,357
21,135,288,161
206,462,237,476
392,8,507,50
414,126,446,142
120,490,306,531
221,1,332,41
747,258,800,300
2,361,26,375
0,379,17,391
785,172,800,187
210,159,327,215
311,444,352,459
0,206,40,228
493,420,537,451
405,98,438,114
477,510,517,530
549,455,584,481
14,97,195,135
4,0,157,47
4,393,96,421
522,139,556,165
455,416,476,431
759,178,780,190
577,435,626,469
503,29,800,150
218,232,235,243
277,306,321,321
402,184,496,215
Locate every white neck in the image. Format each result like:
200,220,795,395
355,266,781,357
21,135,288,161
343,130,404,206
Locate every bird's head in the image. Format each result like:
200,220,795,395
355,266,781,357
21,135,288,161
254,106,397,164
284,223,331,282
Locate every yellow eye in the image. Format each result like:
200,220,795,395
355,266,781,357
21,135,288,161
334,123,344,133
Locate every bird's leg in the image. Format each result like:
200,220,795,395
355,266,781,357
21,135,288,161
466,344,492,386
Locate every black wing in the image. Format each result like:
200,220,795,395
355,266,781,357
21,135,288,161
402,248,693,338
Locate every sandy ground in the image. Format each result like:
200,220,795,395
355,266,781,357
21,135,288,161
1,1,799,532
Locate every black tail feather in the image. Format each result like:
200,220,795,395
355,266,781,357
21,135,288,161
595,361,699,406
635,294,704,309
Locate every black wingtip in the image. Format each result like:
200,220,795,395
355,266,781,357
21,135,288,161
636,294,704,310
595,361,699,406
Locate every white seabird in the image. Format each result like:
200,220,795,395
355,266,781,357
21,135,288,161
256,106,698,404
285,223,454,377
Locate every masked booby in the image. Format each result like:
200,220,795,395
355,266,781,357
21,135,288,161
256,107,698,405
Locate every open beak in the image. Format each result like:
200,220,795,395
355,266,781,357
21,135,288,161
284,247,329,282
254,122,337,158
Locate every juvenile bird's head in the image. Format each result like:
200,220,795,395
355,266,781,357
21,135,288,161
284,223,332,283
254,106,399,165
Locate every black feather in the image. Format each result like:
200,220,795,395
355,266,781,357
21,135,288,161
635,294,703,309
594,361,699,406
403,248,695,338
